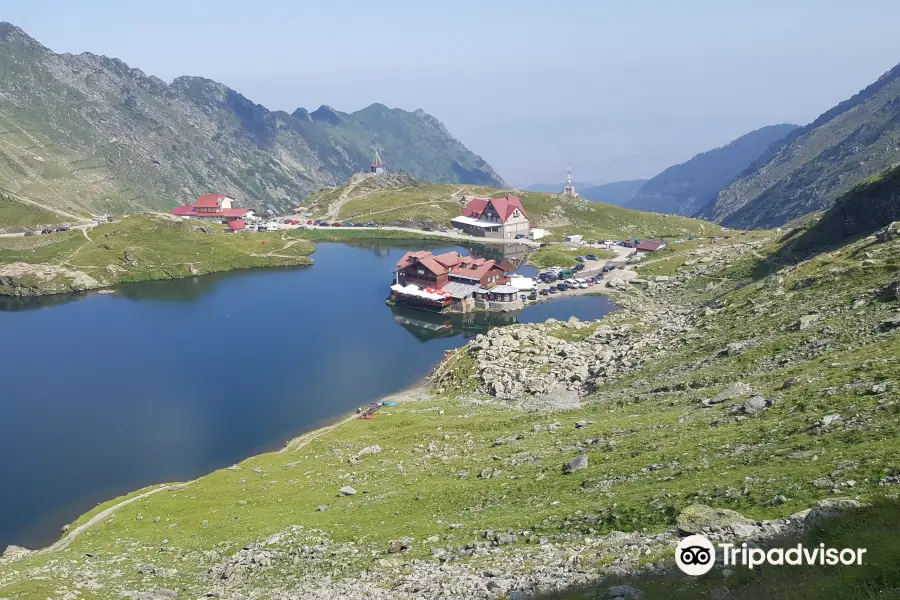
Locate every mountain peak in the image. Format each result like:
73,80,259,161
0,21,47,52
310,105,342,125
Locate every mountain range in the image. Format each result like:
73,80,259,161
701,61,900,228
624,124,798,216
0,22,503,216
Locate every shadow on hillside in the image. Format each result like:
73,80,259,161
742,223,882,283
524,500,900,600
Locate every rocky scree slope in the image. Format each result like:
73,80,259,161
701,61,900,228
625,124,797,216
0,23,502,217
2,233,899,599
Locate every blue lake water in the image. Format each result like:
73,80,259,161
0,241,615,549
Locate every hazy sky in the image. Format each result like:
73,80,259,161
6,0,900,187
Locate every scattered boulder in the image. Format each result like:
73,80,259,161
820,413,842,428
804,498,862,528
720,341,748,356
676,504,753,535
605,585,643,599
797,314,821,330
879,281,900,302
782,377,801,389
705,382,752,405
387,538,410,553
737,395,771,414
563,454,589,474
338,486,357,496
877,314,900,332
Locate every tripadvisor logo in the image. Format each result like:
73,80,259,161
675,534,867,576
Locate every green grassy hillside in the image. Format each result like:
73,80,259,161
0,192,64,229
0,214,313,295
305,179,719,241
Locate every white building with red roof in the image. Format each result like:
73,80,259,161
451,196,529,240
170,194,255,223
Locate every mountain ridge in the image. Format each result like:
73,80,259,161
624,124,798,216
0,22,503,216
700,61,900,228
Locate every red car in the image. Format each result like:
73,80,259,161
331,222,343,227
291,220,299,225
307,220,314,225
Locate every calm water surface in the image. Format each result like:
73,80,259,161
0,242,615,549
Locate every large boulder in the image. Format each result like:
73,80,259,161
676,504,753,535
563,454,589,474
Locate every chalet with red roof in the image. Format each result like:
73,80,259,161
451,196,529,240
636,240,666,253
391,250,519,312
170,194,255,223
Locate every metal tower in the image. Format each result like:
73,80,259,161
563,166,577,197
369,145,386,174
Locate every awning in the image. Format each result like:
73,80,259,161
451,216,497,228
508,276,534,290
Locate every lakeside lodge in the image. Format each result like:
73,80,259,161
390,250,524,313
171,194,255,224
450,196,530,240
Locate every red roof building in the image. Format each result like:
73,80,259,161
227,219,246,232
170,195,254,221
452,196,530,240
636,240,666,253
394,251,508,290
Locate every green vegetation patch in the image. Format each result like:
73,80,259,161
0,194,64,229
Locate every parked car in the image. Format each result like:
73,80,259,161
586,254,598,261
514,233,526,239
579,282,588,289
55,226,70,232
41,228,53,234
23,230,35,236
573,264,585,272
574,256,585,262
528,291,538,300
548,286,558,294
107,216,116,222
540,242,550,247
539,288,549,296
331,222,343,227
587,279,595,287
602,265,616,273
557,283,568,291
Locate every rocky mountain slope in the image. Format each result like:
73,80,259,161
0,22,502,217
2,217,898,598
625,124,798,216
701,62,900,228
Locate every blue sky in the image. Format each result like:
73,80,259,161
6,0,900,186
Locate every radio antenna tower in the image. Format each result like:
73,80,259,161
563,166,578,197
